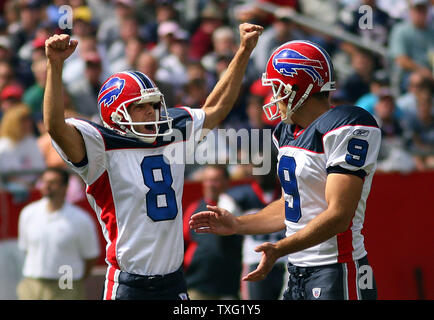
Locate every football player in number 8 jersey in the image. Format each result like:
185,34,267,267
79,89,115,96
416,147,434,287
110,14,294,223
44,23,263,300
190,40,381,300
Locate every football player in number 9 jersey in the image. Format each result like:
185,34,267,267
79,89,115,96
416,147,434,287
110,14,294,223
190,40,381,300
43,23,263,300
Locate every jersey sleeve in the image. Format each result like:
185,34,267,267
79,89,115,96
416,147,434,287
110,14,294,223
169,106,206,158
177,106,206,144
51,118,107,185
323,125,382,178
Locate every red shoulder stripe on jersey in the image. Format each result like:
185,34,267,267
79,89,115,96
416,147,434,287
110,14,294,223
86,171,120,270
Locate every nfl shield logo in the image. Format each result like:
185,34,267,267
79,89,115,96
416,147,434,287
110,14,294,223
312,288,321,299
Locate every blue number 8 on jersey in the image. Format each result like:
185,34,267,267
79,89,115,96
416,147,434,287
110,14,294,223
141,155,178,221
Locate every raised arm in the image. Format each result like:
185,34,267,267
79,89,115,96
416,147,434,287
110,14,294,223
201,23,263,131
43,34,86,164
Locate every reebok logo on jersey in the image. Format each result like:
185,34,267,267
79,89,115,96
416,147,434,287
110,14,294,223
352,129,370,137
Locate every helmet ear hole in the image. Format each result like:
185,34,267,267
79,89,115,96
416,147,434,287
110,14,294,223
292,84,299,91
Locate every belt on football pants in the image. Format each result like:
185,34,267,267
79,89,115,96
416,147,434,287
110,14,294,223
117,267,184,290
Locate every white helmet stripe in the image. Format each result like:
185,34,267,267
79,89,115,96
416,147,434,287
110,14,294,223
120,71,144,90
130,71,156,89
295,40,334,89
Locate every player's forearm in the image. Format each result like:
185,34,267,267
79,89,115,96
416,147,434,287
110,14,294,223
273,208,351,258
43,60,67,135
201,46,252,129
43,60,86,163
235,198,286,235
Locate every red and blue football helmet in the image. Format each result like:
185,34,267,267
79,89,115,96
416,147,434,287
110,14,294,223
262,40,336,123
98,71,173,143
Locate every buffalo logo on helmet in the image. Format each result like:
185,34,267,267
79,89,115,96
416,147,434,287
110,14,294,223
98,77,126,108
272,49,324,86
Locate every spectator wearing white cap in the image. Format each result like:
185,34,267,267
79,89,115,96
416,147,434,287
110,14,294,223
156,27,190,90
151,20,180,61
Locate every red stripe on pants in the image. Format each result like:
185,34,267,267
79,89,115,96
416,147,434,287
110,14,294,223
346,261,358,300
105,266,117,300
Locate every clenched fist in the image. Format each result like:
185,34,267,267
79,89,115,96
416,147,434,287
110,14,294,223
239,23,263,52
45,34,78,66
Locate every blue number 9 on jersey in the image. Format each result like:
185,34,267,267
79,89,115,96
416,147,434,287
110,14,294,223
345,138,369,167
278,156,302,223
141,155,178,221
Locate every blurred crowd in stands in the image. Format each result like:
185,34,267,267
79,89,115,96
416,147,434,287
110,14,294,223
0,0,431,192
0,0,433,300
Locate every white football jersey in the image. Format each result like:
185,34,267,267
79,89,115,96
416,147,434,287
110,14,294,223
53,107,205,276
272,106,381,267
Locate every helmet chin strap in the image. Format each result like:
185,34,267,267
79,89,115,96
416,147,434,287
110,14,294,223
281,84,313,124
280,90,296,124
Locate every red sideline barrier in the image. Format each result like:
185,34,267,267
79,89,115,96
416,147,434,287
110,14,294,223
363,171,434,300
1,172,433,299
0,189,41,239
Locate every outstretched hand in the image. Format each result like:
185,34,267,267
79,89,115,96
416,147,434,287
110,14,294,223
242,242,280,282
189,205,237,236
45,34,78,65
